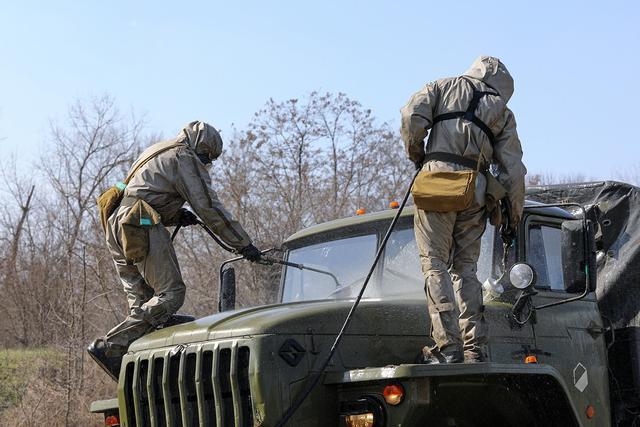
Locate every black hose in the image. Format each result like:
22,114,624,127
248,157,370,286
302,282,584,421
171,224,182,241
197,221,237,253
171,219,237,254
274,169,419,427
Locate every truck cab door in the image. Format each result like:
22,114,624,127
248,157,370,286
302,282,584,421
482,223,537,364
522,213,610,424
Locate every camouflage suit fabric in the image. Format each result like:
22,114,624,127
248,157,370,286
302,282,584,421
401,57,526,360
104,121,252,351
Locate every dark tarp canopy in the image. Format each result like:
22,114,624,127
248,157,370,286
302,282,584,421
526,181,640,329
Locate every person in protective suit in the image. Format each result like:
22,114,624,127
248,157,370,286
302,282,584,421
401,56,526,363
88,121,261,379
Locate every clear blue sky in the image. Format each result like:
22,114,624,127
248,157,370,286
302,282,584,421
1,1,639,179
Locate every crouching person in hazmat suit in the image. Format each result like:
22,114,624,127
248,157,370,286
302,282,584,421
88,121,262,380
401,56,526,363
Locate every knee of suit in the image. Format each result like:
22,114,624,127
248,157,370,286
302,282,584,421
422,257,448,272
452,261,479,278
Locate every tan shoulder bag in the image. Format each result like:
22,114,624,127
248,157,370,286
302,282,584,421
411,146,486,213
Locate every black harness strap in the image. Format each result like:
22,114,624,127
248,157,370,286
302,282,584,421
432,77,499,147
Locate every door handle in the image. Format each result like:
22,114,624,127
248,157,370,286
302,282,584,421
586,322,605,338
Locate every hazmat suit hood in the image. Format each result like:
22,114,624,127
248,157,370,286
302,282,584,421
464,56,514,103
177,121,223,162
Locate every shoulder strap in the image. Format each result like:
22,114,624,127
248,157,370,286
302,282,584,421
426,77,499,169
432,77,500,147
124,142,185,185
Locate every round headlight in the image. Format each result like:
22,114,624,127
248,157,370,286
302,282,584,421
340,396,385,427
509,263,535,289
343,413,375,427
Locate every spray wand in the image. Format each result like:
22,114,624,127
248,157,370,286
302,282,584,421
172,219,342,287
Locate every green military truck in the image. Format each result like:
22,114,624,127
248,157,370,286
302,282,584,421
90,181,640,426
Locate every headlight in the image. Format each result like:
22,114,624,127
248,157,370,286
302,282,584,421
340,397,385,427
344,413,375,427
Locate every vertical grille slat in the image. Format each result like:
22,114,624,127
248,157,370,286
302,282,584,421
168,354,182,426
179,352,198,427
131,360,145,427
196,350,216,427
152,357,166,427
161,355,174,427
138,360,151,427
230,344,244,427
238,347,253,427
147,357,157,427
218,348,234,426
124,362,137,427
211,344,225,427
124,343,252,427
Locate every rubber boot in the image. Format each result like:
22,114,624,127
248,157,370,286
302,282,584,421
417,346,464,364
87,338,128,381
464,350,487,363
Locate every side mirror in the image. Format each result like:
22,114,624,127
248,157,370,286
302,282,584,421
561,220,586,293
561,219,598,293
219,266,236,312
586,220,598,292
509,263,536,289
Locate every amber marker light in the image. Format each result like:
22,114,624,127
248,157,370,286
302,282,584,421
524,355,538,364
389,201,399,209
586,405,596,419
383,383,405,405
356,208,366,215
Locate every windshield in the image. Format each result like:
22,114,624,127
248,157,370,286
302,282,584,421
282,234,377,302
281,224,496,303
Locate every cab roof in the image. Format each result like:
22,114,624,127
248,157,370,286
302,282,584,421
284,200,574,244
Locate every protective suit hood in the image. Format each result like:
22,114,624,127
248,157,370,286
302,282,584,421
177,121,223,161
464,56,514,103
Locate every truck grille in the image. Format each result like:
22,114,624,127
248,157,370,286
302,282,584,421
122,343,253,427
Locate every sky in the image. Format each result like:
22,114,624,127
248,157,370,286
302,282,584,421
1,1,639,180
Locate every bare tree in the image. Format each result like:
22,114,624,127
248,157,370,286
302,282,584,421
222,92,412,242
615,164,640,186
526,172,590,187
0,94,151,424
206,92,412,308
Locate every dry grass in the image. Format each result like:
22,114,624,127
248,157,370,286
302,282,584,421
0,347,117,427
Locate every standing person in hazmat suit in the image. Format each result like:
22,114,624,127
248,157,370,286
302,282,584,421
88,121,262,379
401,56,526,363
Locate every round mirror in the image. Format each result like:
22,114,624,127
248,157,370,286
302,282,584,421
509,263,535,289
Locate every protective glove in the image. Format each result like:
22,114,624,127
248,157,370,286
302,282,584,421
498,198,517,246
240,244,262,262
177,208,199,226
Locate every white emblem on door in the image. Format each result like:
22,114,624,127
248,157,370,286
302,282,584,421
573,362,588,392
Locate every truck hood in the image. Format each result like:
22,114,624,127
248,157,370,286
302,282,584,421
128,299,430,352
